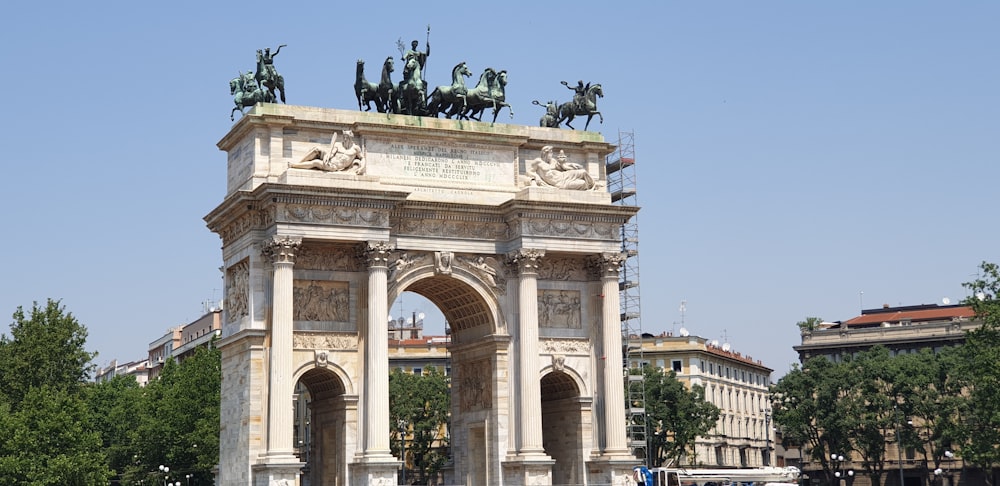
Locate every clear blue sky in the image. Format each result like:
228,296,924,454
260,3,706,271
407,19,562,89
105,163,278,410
1,2,997,378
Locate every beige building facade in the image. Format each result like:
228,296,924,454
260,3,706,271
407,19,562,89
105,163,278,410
205,105,639,486
633,334,774,468
793,304,977,486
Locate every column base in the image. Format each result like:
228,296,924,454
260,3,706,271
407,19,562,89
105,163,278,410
349,454,401,486
587,455,641,486
503,453,555,486
251,454,303,486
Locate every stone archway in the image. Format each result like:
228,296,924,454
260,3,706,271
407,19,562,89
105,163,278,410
541,369,589,486
295,367,351,486
390,262,508,486
206,105,639,486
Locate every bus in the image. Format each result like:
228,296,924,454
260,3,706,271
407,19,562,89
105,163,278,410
647,466,801,486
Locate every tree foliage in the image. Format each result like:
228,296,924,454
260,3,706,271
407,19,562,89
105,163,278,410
389,367,451,485
956,261,1000,486
0,299,95,408
638,366,719,467
128,345,221,485
0,299,110,485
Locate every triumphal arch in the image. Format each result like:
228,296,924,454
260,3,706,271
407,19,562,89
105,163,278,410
205,104,639,486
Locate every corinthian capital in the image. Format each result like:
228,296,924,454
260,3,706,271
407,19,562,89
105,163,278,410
591,252,626,279
506,248,545,275
262,235,302,264
362,240,394,268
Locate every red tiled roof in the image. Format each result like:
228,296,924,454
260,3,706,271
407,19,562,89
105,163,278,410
843,305,975,327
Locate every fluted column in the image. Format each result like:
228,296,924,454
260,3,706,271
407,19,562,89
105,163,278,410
508,248,546,455
262,235,302,457
363,241,393,456
595,252,629,454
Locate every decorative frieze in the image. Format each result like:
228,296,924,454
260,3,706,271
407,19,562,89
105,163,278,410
292,280,349,322
293,332,358,350
540,338,591,355
283,204,388,228
393,216,509,240
537,256,589,281
218,207,273,245
509,218,619,240
296,244,361,272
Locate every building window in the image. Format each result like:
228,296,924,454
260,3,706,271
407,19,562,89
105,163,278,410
672,360,682,372
413,367,422,376
656,359,665,369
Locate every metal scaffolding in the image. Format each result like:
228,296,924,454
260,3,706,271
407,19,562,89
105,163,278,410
605,129,648,464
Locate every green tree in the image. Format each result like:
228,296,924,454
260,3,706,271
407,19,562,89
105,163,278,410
389,367,451,485
797,316,825,333
132,345,220,485
0,386,110,486
956,261,1000,486
639,366,719,467
0,299,96,407
771,356,853,484
0,299,109,485
86,374,144,482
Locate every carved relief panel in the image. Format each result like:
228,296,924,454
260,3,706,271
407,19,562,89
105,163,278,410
293,280,350,322
537,290,582,329
225,259,250,322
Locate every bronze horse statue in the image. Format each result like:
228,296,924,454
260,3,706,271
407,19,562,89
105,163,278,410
396,56,427,116
230,73,274,121
255,49,286,103
426,61,473,118
376,56,396,114
462,69,513,123
355,59,382,112
557,83,603,130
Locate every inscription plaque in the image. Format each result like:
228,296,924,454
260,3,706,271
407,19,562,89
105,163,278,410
365,137,516,187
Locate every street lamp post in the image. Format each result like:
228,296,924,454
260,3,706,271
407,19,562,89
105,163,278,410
398,419,408,485
159,465,169,486
831,454,854,486
934,451,955,486
762,407,772,467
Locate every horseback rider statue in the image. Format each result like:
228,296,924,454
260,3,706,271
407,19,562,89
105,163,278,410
256,44,287,103
561,80,588,113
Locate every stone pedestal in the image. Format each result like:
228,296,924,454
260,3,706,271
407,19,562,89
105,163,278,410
348,457,400,486
586,456,638,486
252,456,303,486
503,455,556,486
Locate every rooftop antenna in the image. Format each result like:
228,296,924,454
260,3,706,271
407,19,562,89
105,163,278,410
675,300,687,335
860,290,864,312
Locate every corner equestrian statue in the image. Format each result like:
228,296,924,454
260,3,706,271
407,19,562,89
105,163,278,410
256,44,287,103
556,80,603,130
533,100,559,128
230,70,274,121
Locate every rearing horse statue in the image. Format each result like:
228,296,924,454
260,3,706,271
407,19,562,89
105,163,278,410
397,57,427,116
355,59,383,112
557,83,603,130
426,61,472,118
255,48,286,103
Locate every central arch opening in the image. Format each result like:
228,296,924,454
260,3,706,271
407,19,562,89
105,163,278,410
388,274,502,485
